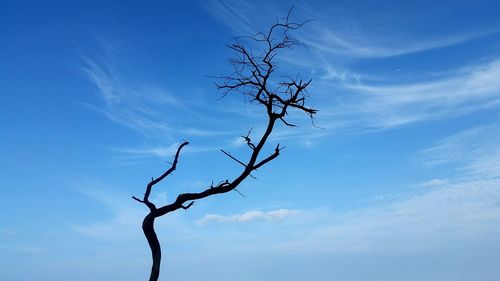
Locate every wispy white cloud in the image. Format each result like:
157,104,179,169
195,209,299,226
71,182,196,241
302,27,495,59
278,124,500,254
72,183,144,241
16,246,47,254
419,124,500,179
206,0,495,59
204,0,278,35
82,57,240,139
110,142,187,158
420,178,450,188
110,134,257,159
72,179,197,242
321,65,361,82
277,178,500,254
173,181,500,257
318,58,500,130
82,58,179,136
82,54,255,161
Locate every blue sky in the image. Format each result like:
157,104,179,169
1,0,500,280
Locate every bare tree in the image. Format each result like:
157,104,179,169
133,10,317,281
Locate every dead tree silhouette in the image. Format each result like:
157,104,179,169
133,10,317,281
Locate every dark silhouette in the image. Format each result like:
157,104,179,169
133,10,317,281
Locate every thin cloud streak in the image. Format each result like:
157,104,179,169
419,124,500,179
195,209,300,226
82,58,178,136
301,28,496,58
111,142,222,158
72,189,144,241
275,179,500,254
206,0,495,59
318,58,500,130
82,57,237,140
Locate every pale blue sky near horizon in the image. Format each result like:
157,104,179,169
1,1,500,280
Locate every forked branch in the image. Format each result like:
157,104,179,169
133,141,189,211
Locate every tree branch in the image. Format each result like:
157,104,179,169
241,127,256,150
133,141,189,211
221,149,247,167
132,196,145,203
253,144,282,170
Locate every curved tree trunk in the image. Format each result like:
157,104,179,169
143,214,161,281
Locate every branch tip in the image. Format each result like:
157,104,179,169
181,201,195,211
234,188,246,198
132,196,144,203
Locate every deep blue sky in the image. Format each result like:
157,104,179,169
1,1,500,281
